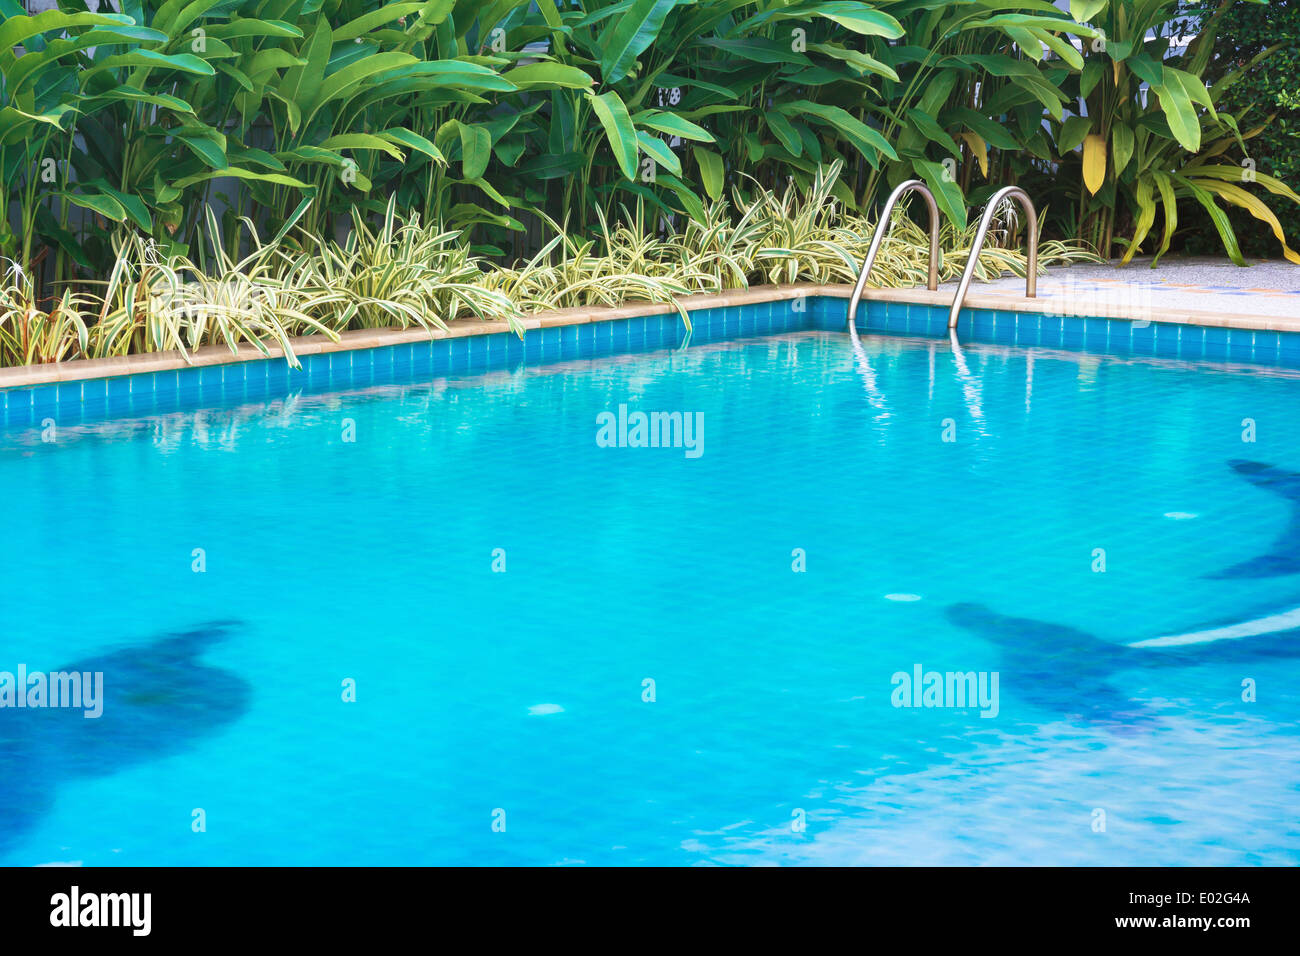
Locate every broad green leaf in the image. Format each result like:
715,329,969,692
320,134,405,159
380,127,447,165
589,90,639,180
1170,66,1216,122
80,88,195,114
172,166,313,190
917,69,959,116
948,107,1020,150
275,145,346,166
174,129,227,169
913,159,966,229
1111,123,1134,177
215,62,255,93
600,0,678,84
1106,38,1134,61
502,63,594,89
519,151,585,180
636,131,683,177
458,123,491,179
308,52,418,117
380,60,519,92
1178,176,1244,264
266,90,304,137
778,100,898,165
1031,28,1083,71
248,48,309,79
1003,25,1044,62
906,108,961,158
227,146,287,171
278,15,332,113
764,112,803,156
1058,115,1092,153
332,3,428,43
809,42,900,81
0,11,133,54
0,104,77,145
962,54,1068,118
1153,80,1200,152
5,27,169,93
962,13,1097,38
1080,61,1104,99
631,109,713,143
494,137,526,167
742,3,904,39
80,50,216,82
153,172,181,203
693,146,724,201
1127,51,1164,88
456,177,511,207
155,0,231,35
85,179,151,231
53,190,127,221
655,72,740,101
657,173,706,223
204,18,304,40
1069,0,1108,22
705,37,813,66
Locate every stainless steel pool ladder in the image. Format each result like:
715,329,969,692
946,185,1038,332
847,183,1039,343
847,179,939,346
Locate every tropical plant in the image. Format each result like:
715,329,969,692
1043,0,1300,263
277,196,523,332
1194,0,1300,255
0,258,91,365
14,0,1294,315
86,217,340,364
0,161,1097,369
2,0,1105,299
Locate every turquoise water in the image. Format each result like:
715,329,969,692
3,321,1300,865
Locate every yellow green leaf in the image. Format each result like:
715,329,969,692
958,132,988,178
1082,133,1106,195
1193,179,1300,264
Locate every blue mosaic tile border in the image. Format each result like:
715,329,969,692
0,298,810,430
4,293,1299,430
825,297,1300,367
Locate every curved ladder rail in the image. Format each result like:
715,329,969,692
847,179,940,344
946,186,1038,335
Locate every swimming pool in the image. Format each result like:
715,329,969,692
3,297,1299,866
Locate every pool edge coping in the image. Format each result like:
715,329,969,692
3,280,1298,391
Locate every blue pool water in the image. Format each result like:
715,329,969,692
3,306,1300,865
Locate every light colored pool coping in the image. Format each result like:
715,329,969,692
3,281,1299,390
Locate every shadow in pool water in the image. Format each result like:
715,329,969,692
947,460,1300,727
1206,460,1300,579
0,620,251,859
946,601,1300,727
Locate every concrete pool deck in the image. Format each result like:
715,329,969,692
950,256,1300,322
1,256,1299,390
